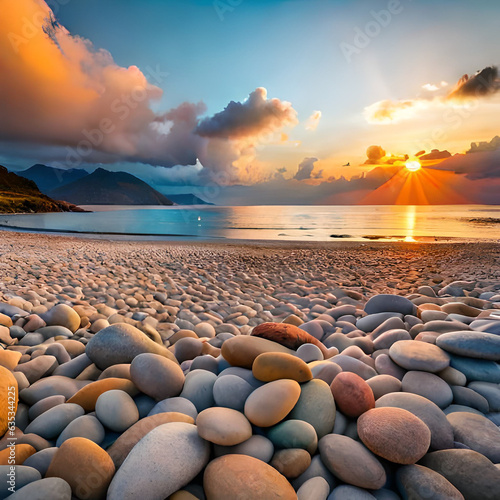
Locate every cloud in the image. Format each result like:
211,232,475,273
364,66,500,124
305,111,322,131
467,135,500,153
448,66,499,100
195,87,297,139
419,149,451,161
366,145,386,162
0,1,297,184
294,157,319,180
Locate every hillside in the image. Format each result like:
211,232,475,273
19,164,89,193
49,168,174,205
165,194,213,205
0,166,81,213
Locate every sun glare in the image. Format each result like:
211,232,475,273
405,160,421,172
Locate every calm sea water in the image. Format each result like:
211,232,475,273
1,205,499,242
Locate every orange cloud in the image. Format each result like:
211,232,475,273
305,111,322,131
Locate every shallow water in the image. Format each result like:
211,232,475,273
1,205,499,242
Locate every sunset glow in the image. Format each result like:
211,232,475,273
405,161,422,172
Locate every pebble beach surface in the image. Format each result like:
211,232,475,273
0,231,500,499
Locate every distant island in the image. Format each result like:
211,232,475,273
18,165,213,206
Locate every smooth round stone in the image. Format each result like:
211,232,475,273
297,476,330,500
218,366,263,389
468,381,500,411
437,330,500,361
299,321,325,341
43,304,80,333
396,464,463,500
365,294,415,316
56,414,105,447
358,407,431,464
130,353,184,401
0,349,22,370
179,369,217,412
203,454,296,500
374,354,406,380
108,422,210,500
190,355,219,374
330,372,375,418
389,340,450,372
450,385,489,413
67,378,138,411
194,322,216,338
443,404,485,416
0,465,41,498
214,434,274,463
86,323,175,370
244,379,301,427
213,374,254,412
357,313,404,333
310,361,342,385
221,335,294,369
292,454,336,492
196,407,252,446
107,412,195,468
328,355,376,380
253,352,312,383
98,364,131,380
44,344,71,365
18,332,44,346
0,444,36,465
52,353,92,378
14,355,58,384
446,411,500,462
5,477,72,500
134,393,156,418
270,448,311,479
437,366,467,386
288,379,336,439
296,343,324,362
24,403,84,440
174,337,203,363
449,354,500,383
373,329,412,350
366,375,402,400
148,397,198,420
46,437,115,500
267,419,318,454
1,366,18,437
319,434,386,490
402,371,453,409
95,390,139,432
22,447,58,476
36,326,73,340
376,392,453,450
420,449,500,500
328,485,376,499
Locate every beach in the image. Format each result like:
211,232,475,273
1,231,500,499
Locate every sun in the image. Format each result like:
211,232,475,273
405,160,421,172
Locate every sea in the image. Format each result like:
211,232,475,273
0,205,499,242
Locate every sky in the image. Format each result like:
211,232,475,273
1,0,500,204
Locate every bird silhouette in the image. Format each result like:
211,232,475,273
343,162,350,167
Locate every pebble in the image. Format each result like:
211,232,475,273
203,454,297,500
376,392,454,450
389,340,450,372
95,390,139,432
213,434,274,463
56,414,105,446
297,476,330,500
319,434,386,490
46,437,115,500
244,379,301,427
212,374,254,412
5,477,72,500
107,422,210,500
252,351,312,382
364,294,415,316
179,369,217,412
449,354,500,383
0,366,18,436
436,330,500,361
366,374,401,400
270,448,312,479
267,419,318,454
0,465,41,498
401,370,453,408
330,372,375,418
420,449,500,500
130,353,184,401
357,407,431,464
148,396,198,420
86,323,175,370
196,407,252,446
24,403,85,440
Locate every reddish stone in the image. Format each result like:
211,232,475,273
330,371,375,418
